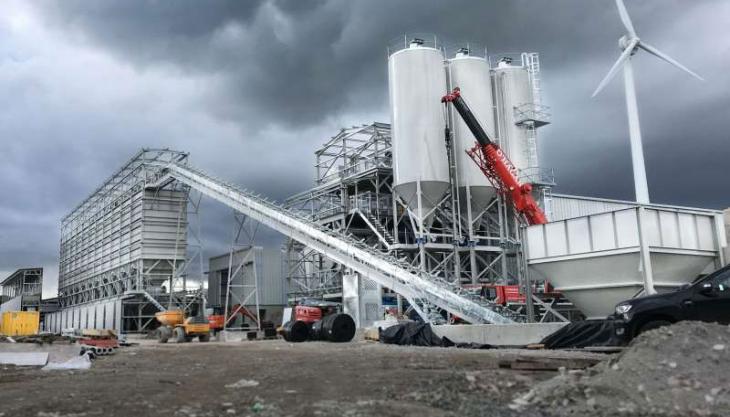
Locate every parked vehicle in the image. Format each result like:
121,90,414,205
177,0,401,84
613,264,730,341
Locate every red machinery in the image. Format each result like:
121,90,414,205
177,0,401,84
208,304,259,333
463,283,561,306
441,88,547,225
292,305,323,323
281,302,355,343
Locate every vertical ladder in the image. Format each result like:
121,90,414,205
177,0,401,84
522,52,543,105
541,186,554,221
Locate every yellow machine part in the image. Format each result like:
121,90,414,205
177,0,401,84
155,310,185,327
0,311,40,336
183,321,210,335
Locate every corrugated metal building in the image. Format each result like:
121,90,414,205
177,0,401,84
208,246,286,325
0,268,43,313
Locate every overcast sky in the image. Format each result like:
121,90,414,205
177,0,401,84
1,0,728,298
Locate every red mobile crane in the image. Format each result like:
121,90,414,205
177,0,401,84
441,87,548,225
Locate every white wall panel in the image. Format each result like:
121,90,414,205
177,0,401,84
545,222,568,257
615,210,639,247
529,207,720,261
659,211,680,248
590,213,616,251
678,213,699,249
566,218,591,253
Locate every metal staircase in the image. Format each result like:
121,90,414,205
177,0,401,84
147,162,517,325
366,213,394,244
356,211,394,247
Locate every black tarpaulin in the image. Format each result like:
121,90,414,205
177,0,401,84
379,321,492,349
379,321,443,346
540,319,626,349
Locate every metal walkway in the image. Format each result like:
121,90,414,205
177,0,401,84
148,162,516,324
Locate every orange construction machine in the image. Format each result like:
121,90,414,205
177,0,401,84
155,309,210,343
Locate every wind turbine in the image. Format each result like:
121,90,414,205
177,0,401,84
592,0,703,204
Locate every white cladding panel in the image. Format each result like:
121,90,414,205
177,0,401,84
0,295,22,313
208,247,285,307
96,304,104,328
342,273,382,328
82,306,90,328
388,45,449,214
529,207,719,259
725,209,730,264
494,65,532,171
550,194,635,222
114,301,122,331
104,303,114,329
257,248,286,306
48,299,122,333
447,55,495,199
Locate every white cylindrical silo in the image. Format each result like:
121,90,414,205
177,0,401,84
493,59,534,172
447,49,497,211
388,39,449,225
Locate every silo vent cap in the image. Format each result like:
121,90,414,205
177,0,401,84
409,38,425,48
498,57,514,67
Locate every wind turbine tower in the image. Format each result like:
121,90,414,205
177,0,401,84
592,0,703,204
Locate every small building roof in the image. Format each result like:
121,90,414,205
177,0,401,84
0,268,43,286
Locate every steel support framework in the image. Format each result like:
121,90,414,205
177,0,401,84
57,149,203,332
147,161,517,324
283,123,527,319
222,212,262,335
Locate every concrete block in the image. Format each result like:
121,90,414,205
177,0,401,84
432,323,568,346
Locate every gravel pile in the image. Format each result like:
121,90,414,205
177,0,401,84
511,321,730,416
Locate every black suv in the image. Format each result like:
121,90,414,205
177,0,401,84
613,264,730,341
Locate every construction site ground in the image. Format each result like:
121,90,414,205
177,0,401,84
1,337,602,417
4,321,728,417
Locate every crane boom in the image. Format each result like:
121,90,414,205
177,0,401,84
442,88,548,225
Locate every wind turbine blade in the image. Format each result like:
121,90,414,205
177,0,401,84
638,42,704,81
592,39,638,97
615,0,637,37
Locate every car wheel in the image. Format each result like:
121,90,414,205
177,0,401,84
638,319,672,335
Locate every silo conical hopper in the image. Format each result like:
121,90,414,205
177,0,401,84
388,39,450,227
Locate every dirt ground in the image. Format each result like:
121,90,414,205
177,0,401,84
514,321,730,417
0,339,605,417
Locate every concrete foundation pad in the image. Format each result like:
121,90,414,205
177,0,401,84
0,352,49,366
432,323,568,346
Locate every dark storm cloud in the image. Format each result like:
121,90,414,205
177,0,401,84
35,0,729,205
1,1,728,296
36,1,616,129
37,0,355,128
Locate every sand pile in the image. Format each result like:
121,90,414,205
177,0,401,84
512,321,730,416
